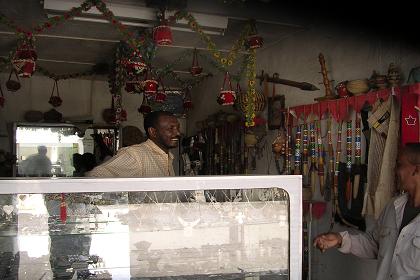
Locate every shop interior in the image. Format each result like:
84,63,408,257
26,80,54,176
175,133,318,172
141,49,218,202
0,0,419,279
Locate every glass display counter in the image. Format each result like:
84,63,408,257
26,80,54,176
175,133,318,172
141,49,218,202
0,175,302,279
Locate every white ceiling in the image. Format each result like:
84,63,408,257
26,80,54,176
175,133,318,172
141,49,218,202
0,0,306,85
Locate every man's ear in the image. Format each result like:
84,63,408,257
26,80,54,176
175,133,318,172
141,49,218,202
148,127,156,139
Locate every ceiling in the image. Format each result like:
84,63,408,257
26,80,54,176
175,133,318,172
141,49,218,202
1,0,418,88
0,0,308,86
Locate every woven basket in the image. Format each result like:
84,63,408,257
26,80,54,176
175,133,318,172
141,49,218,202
236,90,266,116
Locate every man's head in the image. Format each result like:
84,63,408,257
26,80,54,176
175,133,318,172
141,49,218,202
37,145,48,155
396,143,420,193
144,111,181,152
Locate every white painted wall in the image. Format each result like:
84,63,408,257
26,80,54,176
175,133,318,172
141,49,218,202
187,23,420,280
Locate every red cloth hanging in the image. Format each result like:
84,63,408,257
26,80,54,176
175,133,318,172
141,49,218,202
401,86,420,145
60,193,67,223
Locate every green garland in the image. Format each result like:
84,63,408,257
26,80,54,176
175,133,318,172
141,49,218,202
245,49,256,127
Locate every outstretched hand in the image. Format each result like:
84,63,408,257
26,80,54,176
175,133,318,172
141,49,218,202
313,232,342,252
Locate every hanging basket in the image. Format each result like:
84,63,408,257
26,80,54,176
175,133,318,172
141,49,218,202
236,90,266,115
155,78,167,103
183,88,193,110
48,79,63,107
217,72,236,106
246,20,264,49
6,69,21,92
12,43,37,78
143,79,158,96
153,24,173,46
246,34,264,50
190,48,203,76
122,51,147,76
138,94,152,115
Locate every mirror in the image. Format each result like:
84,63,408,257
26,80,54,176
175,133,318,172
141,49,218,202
13,123,119,177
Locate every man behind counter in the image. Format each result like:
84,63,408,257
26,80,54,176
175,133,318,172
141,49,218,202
313,142,420,279
87,110,181,178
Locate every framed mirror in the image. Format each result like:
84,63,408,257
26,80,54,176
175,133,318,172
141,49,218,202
13,123,119,177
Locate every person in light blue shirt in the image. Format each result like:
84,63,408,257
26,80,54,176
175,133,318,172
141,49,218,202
313,143,420,280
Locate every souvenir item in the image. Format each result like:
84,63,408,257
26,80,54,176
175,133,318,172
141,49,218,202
346,120,353,206
316,120,325,196
315,53,336,101
245,20,263,49
122,51,146,76
335,81,349,98
387,63,400,87
294,124,302,175
138,94,151,115
48,79,62,107
12,35,37,78
346,79,369,95
309,121,317,194
353,114,362,199
218,72,236,106
153,11,173,46
190,48,203,76
6,69,21,92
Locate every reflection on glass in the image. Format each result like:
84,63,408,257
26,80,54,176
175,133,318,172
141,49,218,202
0,188,289,279
14,124,119,177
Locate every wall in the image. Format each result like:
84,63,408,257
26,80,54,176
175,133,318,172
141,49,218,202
188,23,420,280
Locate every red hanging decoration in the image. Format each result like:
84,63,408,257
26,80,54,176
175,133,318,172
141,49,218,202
155,78,167,103
142,69,158,97
246,20,263,50
48,79,63,107
122,50,147,76
183,88,193,110
12,34,37,78
153,9,173,46
6,69,21,92
125,75,143,94
60,193,67,223
138,94,151,115
190,48,203,76
218,72,236,106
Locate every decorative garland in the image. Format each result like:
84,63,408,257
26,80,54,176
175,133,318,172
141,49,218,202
0,0,259,124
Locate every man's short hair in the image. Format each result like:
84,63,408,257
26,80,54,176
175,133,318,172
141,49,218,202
38,145,47,154
402,143,420,165
144,111,175,138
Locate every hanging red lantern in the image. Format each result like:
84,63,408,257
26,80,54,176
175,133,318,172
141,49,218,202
153,10,173,46
12,34,37,78
218,72,236,106
138,95,152,115
48,79,63,107
6,69,21,92
143,70,158,96
190,48,203,76
246,20,264,50
153,24,173,45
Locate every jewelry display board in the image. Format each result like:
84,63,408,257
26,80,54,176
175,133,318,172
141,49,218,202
0,175,302,279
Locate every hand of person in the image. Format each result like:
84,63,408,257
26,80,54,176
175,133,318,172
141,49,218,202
313,232,342,253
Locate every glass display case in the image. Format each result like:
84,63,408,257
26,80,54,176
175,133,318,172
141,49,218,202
0,175,302,279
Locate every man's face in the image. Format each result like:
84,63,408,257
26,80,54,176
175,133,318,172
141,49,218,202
151,115,181,151
396,153,417,192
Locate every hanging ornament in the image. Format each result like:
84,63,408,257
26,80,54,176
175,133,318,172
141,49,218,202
143,70,158,97
122,50,147,76
48,79,63,107
190,48,203,76
183,87,193,110
155,78,167,103
124,74,143,94
245,19,263,50
218,72,236,106
12,33,37,78
6,69,21,92
153,9,173,46
138,94,152,115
